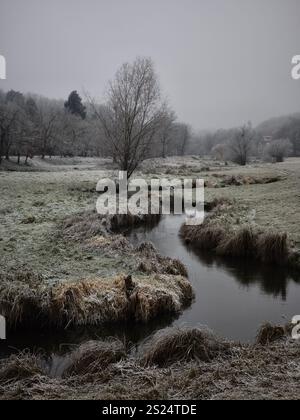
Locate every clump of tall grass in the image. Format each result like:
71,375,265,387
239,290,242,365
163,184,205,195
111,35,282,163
256,323,286,346
180,223,225,251
211,174,282,188
60,211,107,242
141,327,229,367
131,275,193,322
181,222,291,267
256,233,288,264
0,352,44,384
135,242,188,277
60,211,161,242
216,227,256,257
0,270,50,328
64,339,126,377
0,272,193,330
204,197,233,212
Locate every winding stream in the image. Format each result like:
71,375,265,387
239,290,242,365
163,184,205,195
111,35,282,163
127,215,300,342
1,215,299,365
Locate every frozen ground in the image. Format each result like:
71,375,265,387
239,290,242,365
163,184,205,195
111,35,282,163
0,155,300,400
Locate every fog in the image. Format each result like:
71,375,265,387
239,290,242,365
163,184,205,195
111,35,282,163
0,0,299,129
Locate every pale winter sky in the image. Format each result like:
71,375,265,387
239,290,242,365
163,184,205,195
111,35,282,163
0,0,299,130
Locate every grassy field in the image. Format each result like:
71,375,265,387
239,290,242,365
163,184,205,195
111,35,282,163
0,156,300,400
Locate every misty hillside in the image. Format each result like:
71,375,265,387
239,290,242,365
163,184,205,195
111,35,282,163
256,113,300,136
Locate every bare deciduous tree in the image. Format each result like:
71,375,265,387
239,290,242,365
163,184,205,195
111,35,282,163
229,123,254,166
0,102,19,164
176,123,190,156
266,138,293,163
90,57,166,178
158,107,176,158
35,100,58,159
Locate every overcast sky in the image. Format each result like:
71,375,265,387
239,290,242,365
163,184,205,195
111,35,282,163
0,0,299,130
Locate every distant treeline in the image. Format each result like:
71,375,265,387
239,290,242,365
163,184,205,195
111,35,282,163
1,71,299,168
188,115,300,163
0,87,190,166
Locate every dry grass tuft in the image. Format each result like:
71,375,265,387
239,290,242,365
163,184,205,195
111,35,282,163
141,327,229,367
60,212,107,242
64,339,126,377
0,272,193,330
50,277,130,327
256,323,286,346
130,275,193,322
211,174,282,188
61,211,161,242
216,227,256,257
204,197,233,212
256,233,289,264
181,221,293,268
0,270,49,328
180,223,225,250
136,242,157,257
0,352,43,384
135,242,188,277
0,324,299,400
164,259,188,277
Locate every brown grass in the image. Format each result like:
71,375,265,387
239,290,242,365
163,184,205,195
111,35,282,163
0,272,193,330
141,327,229,367
204,197,233,212
64,339,126,377
211,174,282,188
50,277,130,327
61,211,161,241
181,222,292,268
135,242,188,277
216,227,256,257
0,325,299,400
256,323,286,346
256,233,289,264
60,212,107,242
131,275,193,322
0,270,50,328
0,352,43,385
180,223,225,250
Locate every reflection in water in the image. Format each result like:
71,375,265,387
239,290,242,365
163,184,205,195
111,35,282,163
127,215,300,342
189,248,300,301
0,312,178,359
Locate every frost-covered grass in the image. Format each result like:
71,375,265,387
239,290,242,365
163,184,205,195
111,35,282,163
0,325,299,400
1,156,299,280
0,161,193,330
0,167,122,280
1,157,300,400
203,158,300,250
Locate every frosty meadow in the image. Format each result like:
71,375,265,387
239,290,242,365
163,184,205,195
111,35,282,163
96,171,204,225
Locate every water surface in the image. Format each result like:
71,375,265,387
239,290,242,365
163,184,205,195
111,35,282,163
127,215,300,342
1,214,299,364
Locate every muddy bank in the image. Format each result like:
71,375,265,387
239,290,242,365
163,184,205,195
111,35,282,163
0,324,299,400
